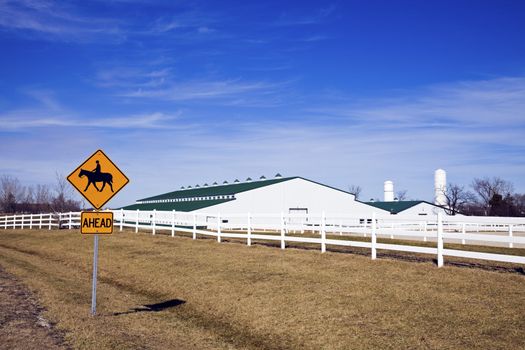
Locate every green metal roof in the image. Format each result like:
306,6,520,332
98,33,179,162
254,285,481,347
121,199,234,212
138,176,297,202
364,200,435,214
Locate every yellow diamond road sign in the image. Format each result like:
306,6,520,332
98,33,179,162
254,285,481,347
67,150,129,210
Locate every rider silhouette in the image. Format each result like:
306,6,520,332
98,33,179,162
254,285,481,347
92,160,101,174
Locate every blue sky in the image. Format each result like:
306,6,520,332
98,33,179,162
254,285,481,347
1,0,524,207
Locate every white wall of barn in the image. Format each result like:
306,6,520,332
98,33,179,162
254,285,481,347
193,178,387,226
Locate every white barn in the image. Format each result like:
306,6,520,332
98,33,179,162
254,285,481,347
123,176,384,220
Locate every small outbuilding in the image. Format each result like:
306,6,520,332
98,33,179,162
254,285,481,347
365,200,450,216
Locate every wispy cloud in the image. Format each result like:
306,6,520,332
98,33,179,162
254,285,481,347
0,111,180,130
299,34,328,42
95,67,172,88
118,79,291,105
148,10,219,35
306,77,525,128
0,0,123,41
273,4,337,26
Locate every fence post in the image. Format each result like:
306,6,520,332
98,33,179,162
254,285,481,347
120,209,124,232
247,212,252,246
192,213,197,240
508,224,513,248
339,219,342,235
29,214,33,230
280,211,285,250
423,221,427,242
135,209,139,233
461,223,466,245
437,213,444,268
171,210,176,237
48,213,52,230
152,209,156,235
217,213,221,243
4,215,7,229
371,212,377,260
321,211,326,253
39,213,42,229
68,212,72,229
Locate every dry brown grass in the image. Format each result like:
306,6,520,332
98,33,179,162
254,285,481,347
0,228,524,350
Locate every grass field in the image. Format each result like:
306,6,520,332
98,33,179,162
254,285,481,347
0,228,524,349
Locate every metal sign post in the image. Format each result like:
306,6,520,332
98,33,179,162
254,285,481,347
91,234,99,316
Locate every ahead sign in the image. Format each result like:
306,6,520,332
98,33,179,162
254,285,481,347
67,149,129,210
81,212,114,234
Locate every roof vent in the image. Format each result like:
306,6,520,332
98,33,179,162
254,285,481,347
223,180,229,184
275,173,282,178
213,182,218,186
188,185,192,189
246,177,252,182
260,175,266,180
180,186,185,189
203,183,208,187
370,198,375,202
195,184,200,188
234,179,240,183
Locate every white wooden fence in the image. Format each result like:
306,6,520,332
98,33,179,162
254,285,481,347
2,210,525,268
0,212,81,230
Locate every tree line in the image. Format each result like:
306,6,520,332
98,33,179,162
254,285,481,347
0,173,82,214
350,176,525,217
443,177,525,217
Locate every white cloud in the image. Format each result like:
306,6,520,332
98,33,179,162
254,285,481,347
306,76,525,128
119,79,290,104
0,0,124,42
0,110,181,130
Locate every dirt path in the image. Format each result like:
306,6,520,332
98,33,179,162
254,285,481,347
0,265,68,350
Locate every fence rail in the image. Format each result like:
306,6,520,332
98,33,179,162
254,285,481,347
2,210,525,267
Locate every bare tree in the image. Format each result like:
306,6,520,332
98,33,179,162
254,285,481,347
471,177,514,215
395,190,408,201
0,175,25,213
514,193,525,217
348,185,362,200
35,184,52,212
442,183,475,215
51,172,81,212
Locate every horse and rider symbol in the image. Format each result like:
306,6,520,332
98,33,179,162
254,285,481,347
79,160,114,192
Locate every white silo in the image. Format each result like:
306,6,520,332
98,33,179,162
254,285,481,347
434,169,447,206
384,180,394,202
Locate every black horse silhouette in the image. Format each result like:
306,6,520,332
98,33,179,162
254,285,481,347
79,168,114,192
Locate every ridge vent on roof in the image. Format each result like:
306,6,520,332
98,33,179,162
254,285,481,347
260,175,266,180
246,177,252,182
